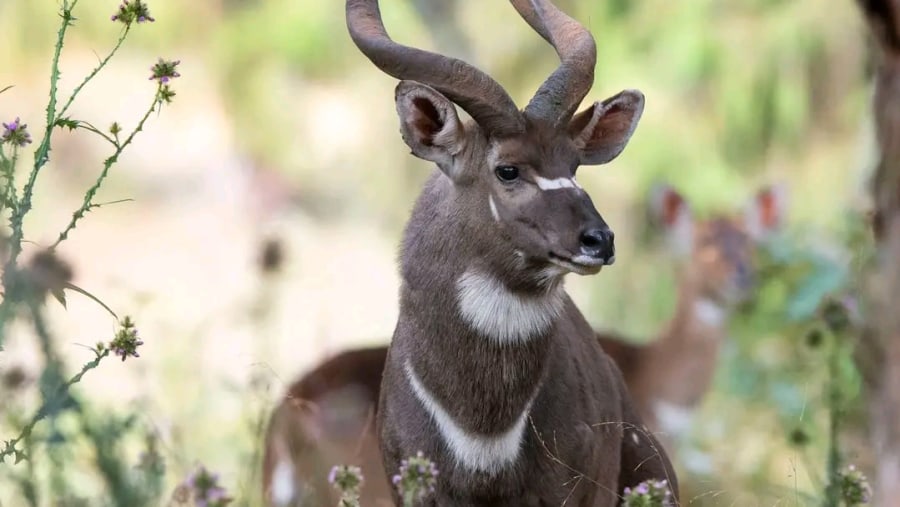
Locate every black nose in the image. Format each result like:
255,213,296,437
579,228,615,263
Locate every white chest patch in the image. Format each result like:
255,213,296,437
404,359,531,474
456,269,564,344
693,298,727,328
653,400,695,438
535,176,582,191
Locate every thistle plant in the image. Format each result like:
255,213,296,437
179,465,233,507
0,0,180,346
621,479,673,507
329,464,364,507
0,0,179,503
837,464,872,506
1,119,32,147
391,452,439,506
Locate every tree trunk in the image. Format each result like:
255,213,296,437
855,0,900,503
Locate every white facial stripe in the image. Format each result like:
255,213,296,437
270,458,296,506
535,176,580,191
693,298,727,328
489,195,500,222
404,359,531,474
456,269,564,344
653,400,694,438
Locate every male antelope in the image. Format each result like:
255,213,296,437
596,184,785,454
344,0,676,504
260,185,782,504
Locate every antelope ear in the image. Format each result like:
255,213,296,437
648,183,693,257
745,184,787,241
395,80,466,181
568,90,645,165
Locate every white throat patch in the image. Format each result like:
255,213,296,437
456,269,564,344
535,176,582,191
404,359,531,474
693,298,727,328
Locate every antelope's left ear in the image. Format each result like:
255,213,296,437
745,184,788,241
568,90,645,165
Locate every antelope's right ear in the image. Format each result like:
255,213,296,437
745,184,787,241
395,80,466,181
648,184,694,257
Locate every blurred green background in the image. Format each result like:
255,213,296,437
0,0,877,504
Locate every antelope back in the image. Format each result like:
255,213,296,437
261,347,390,506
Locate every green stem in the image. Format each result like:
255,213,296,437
57,26,131,119
823,338,843,507
74,120,118,148
0,0,79,341
1,147,19,213
52,88,160,248
0,348,110,464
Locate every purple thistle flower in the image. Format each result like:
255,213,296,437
393,451,439,503
107,316,143,362
622,478,673,507
111,0,155,26
2,117,33,147
149,58,181,84
329,464,364,505
182,465,232,507
328,465,339,485
839,464,872,506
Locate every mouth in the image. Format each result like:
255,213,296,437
548,252,609,275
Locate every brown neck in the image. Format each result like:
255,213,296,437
664,266,730,344
632,265,731,410
394,173,560,435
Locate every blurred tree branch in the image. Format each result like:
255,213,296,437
854,0,900,503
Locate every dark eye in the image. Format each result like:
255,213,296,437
495,165,520,183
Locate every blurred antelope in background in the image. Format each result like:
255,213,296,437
262,347,390,506
596,184,786,454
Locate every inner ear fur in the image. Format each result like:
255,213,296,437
569,89,645,165
648,183,694,258
394,81,465,180
745,184,787,240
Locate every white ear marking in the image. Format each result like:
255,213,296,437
404,359,531,474
456,269,564,344
489,195,500,222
